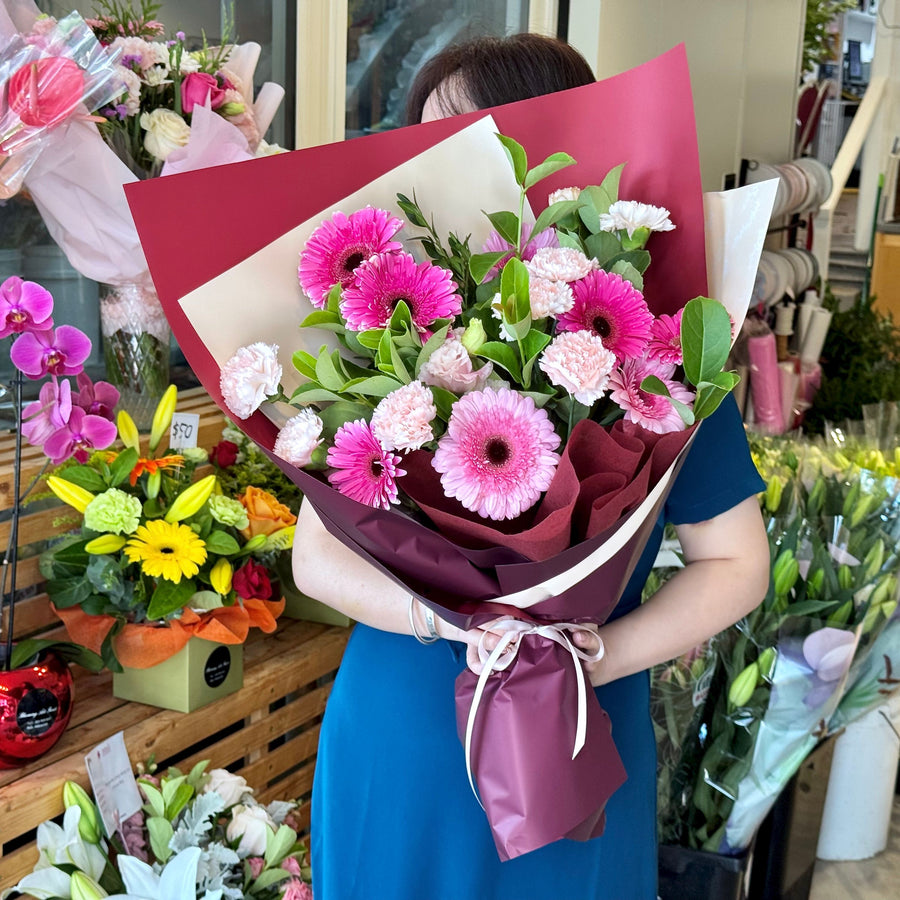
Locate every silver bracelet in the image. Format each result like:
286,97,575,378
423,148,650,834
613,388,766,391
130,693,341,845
408,595,439,644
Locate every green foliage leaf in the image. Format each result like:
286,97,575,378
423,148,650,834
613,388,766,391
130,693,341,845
204,530,241,555
46,576,93,609
289,384,344,404
140,783,166,819
555,229,585,252
495,133,528,184
485,210,520,247
523,151,577,191
531,199,582,238
10,639,104,672
609,260,644,291
252,868,292,891
291,350,318,381
469,251,507,285
478,341,522,382
107,448,139,488
318,401,373,434
146,579,196,620
343,374,403,398
265,824,298,867
299,309,341,330
499,256,530,322
681,297,733,385
428,386,457,422
395,192,429,228
606,249,651,274
56,465,107,493
583,232,621,266
314,349,347,392
640,375,670,397
521,329,552,387
147,815,174,863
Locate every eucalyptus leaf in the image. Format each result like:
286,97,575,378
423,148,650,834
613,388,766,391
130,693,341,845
523,151,577,191
495,133,528,184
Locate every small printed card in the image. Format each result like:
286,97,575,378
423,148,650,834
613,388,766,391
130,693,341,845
169,412,200,449
84,731,143,836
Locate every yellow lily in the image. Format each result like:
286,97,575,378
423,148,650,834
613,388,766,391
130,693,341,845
47,476,95,514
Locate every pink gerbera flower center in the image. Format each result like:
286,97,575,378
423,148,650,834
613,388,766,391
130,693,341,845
340,251,461,335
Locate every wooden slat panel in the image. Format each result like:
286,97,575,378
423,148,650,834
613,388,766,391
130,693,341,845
0,504,79,551
1,555,43,593
0,624,349,840
237,725,321,791
0,845,39,892
177,683,331,775
255,760,316,807
1,592,56,637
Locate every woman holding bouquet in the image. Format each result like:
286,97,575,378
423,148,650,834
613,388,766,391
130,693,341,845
293,34,769,900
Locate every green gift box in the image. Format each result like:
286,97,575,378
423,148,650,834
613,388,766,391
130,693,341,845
275,553,352,628
112,639,243,713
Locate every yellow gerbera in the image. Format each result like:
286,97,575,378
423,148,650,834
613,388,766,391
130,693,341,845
124,520,207,583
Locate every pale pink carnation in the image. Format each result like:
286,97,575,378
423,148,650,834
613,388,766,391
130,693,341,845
247,857,265,879
647,309,684,366
548,186,582,205
526,247,596,283
419,333,493,394
220,343,282,420
609,357,695,434
281,879,313,900
111,36,168,72
274,409,324,466
433,387,560,520
282,857,303,877
370,381,436,452
527,276,574,319
539,331,617,406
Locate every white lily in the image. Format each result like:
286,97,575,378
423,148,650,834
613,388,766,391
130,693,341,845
105,847,221,900
4,807,108,900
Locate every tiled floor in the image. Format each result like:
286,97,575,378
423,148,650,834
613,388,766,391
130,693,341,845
809,797,900,899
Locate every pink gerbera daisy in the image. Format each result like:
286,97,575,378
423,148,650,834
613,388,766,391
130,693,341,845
327,419,405,509
609,358,695,434
432,387,561,521
340,251,461,335
298,207,404,308
557,270,653,363
647,308,684,366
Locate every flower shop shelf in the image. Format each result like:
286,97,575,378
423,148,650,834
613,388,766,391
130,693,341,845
0,619,350,890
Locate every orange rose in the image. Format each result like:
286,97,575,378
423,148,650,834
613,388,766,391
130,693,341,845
239,485,297,539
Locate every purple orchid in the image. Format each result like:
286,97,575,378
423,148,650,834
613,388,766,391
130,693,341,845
73,372,120,421
42,406,118,464
9,325,91,379
21,377,72,446
0,276,54,339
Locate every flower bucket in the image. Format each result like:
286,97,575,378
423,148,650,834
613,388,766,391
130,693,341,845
112,638,243,713
658,843,753,900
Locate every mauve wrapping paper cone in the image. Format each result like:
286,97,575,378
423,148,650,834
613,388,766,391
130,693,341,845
455,634,628,861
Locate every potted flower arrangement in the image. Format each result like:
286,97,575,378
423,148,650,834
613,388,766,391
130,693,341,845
6,758,313,900
1,273,113,768
42,386,291,713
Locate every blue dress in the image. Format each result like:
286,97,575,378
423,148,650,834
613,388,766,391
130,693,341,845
311,396,764,900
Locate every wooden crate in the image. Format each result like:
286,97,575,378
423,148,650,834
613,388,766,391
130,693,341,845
0,388,351,890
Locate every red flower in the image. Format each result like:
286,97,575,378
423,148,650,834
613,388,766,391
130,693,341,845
210,440,239,468
232,559,273,601
7,57,85,130
181,72,229,113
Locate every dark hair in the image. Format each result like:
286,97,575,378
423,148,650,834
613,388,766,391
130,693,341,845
405,33,596,125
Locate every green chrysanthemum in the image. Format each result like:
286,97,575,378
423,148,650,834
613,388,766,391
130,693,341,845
181,446,209,464
83,488,143,535
208,494,250,530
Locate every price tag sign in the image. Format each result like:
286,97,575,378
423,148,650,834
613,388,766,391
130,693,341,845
170,412,200,449
84,731,143,836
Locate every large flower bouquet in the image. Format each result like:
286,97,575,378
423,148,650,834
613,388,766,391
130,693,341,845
125,49,776,859
42,387,291,672
6,760,312,900
662,431,900,854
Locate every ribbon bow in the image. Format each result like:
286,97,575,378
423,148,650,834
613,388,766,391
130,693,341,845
464,619,604,805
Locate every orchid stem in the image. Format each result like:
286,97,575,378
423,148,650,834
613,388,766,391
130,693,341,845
3,368,23,670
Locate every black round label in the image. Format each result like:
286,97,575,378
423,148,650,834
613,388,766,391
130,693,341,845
204,646,231,688
16,688,60,737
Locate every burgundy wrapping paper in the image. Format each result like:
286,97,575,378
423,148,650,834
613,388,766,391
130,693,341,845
455,636,628,861
123,46,708,860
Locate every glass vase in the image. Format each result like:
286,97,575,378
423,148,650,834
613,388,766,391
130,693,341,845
99,281,170,432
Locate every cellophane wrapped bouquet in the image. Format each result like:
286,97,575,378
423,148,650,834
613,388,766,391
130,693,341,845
5,760,313,900
660,430,900,854
124,51,775,860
